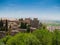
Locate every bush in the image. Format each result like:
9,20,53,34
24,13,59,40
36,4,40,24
0,40,5,45
1,35,12,45
1,29,60,45
33,29,53,45
52,30,60,45
6,33,40,45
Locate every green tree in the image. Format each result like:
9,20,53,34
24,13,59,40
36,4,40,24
0,19,3,27
0,40,5,45
6,33,40,45
52,30,60,45
20,22,24,29
1,35,12,45
20,22,28,29
27,24,31,33
5,20,8,31
0,19,4,31
33,29,53,45
24,23,27,29
39,23,43,29
39,23,46,30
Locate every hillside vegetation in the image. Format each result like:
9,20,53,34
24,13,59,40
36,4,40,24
0,29,60,45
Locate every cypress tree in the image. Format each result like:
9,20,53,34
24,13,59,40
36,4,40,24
5,20,8,31
20,22,24,29
24,23,27,29
0,18,3,31
1,18,3,27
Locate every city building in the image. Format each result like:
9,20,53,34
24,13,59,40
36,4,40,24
47,26,60,32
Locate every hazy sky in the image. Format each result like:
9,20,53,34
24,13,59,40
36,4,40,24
0,0,60,20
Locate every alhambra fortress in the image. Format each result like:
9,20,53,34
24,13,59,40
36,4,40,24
0,18,40,38
0,18,60,38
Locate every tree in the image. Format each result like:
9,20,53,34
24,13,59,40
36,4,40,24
33,29,53,45
5,20,8,31
0,19,3,27
1,35,12,45
8,25,11,35
0,19,4,31
39,23,46,29
0,40,5,45
20,22,27,29
26,24,31,33
20,22,24,29
24,23,27,29
52,30,60,45
6,33,40,45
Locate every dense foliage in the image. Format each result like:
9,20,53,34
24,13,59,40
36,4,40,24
6,33,40,45
20,22,31,32
52,30,60,45
0,29,60,45
33,29,53,45
20,22,27,29
1,35,12,45
0,19,8,31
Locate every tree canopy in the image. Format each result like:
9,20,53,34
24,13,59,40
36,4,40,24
6,33,40,45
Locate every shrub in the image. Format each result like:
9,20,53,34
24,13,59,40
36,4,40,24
33,29,53,45
0,40,5,45
1,35,12,45
52,30,60,45
6,33,40,45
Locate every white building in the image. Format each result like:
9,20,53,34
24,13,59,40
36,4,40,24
47,26,60,31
